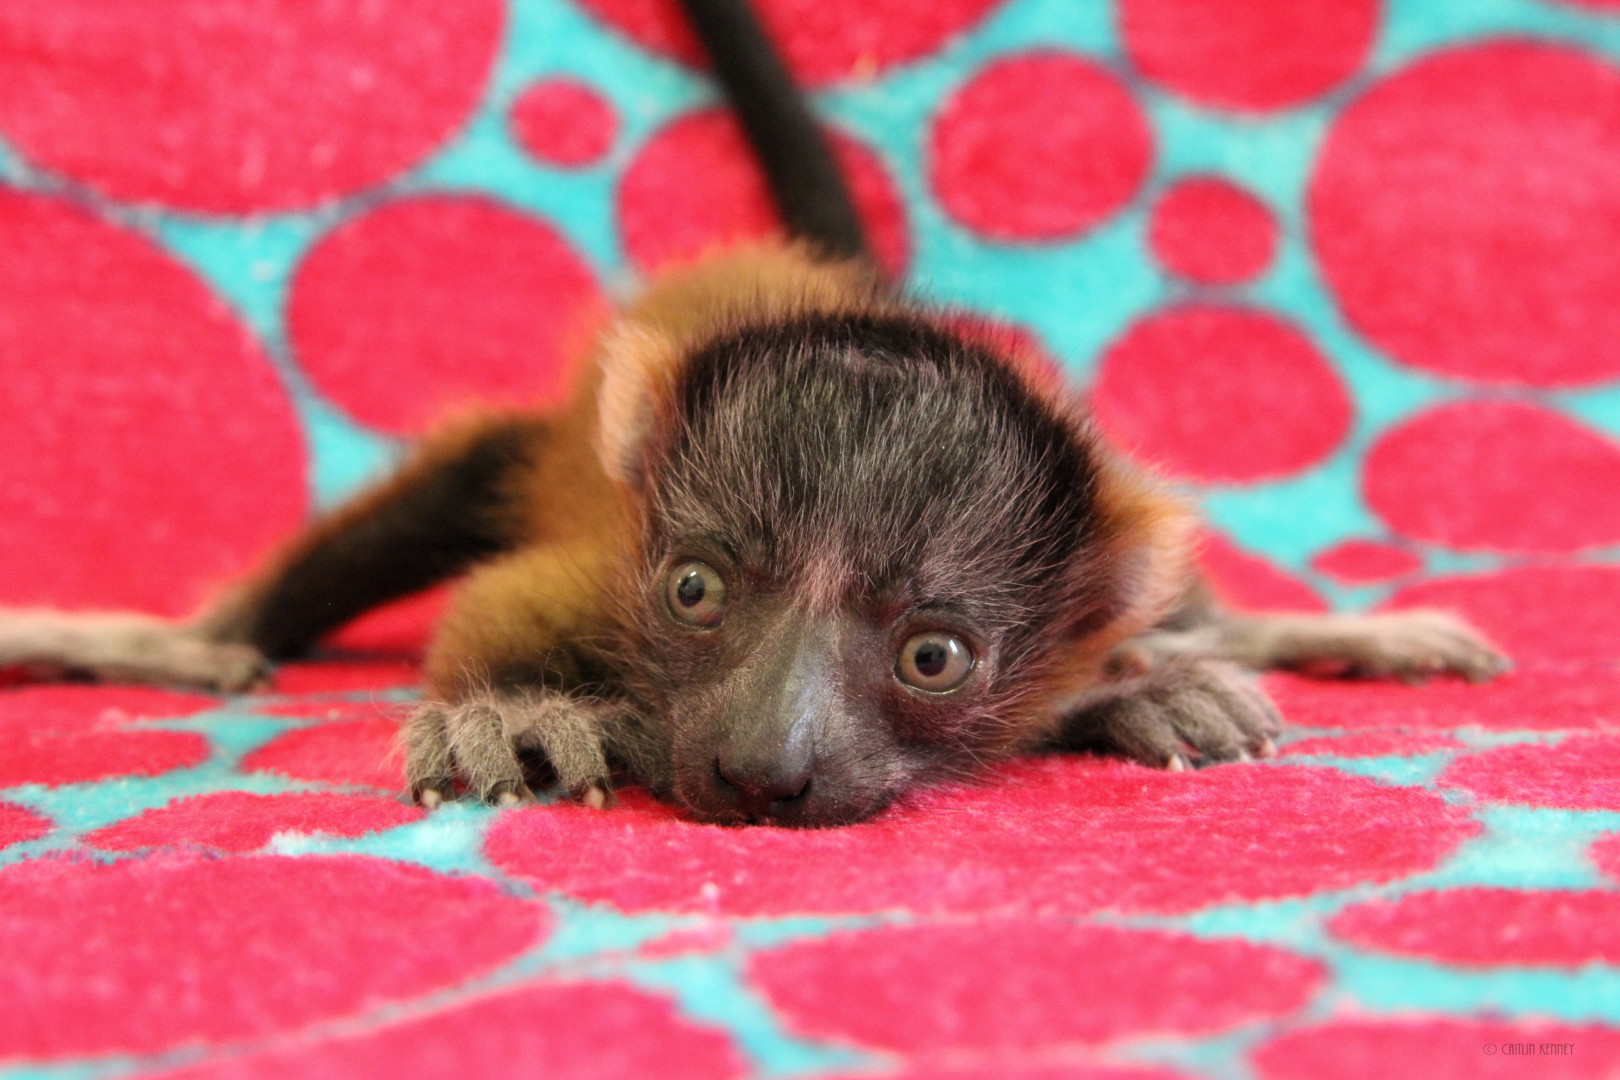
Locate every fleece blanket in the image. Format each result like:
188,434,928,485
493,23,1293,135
2,0,1619,1077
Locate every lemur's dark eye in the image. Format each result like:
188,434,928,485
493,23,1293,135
896,631,974,693
666,561,728,627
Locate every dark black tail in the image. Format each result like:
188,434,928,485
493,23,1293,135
675,0,872,266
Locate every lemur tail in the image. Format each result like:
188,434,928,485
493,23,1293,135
674,0,873,267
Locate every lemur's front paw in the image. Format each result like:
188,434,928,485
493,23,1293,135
1062,658,1280,770
403,693,615,809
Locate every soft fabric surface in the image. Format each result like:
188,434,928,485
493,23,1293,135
1,1,1618,1077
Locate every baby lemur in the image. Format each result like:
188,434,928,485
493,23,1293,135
0,0,1504,826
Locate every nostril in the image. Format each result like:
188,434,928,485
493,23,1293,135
768,775,811,817
713,757,736,800
715,755,812,819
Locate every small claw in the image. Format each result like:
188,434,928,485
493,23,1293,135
412,782,453,811
577,782,616,811
1166,753,1189,773
485,781,535,808
1256,736,1278,760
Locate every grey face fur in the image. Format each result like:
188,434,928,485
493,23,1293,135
616,313,1123,826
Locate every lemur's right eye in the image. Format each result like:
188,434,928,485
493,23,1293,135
666,561,728,627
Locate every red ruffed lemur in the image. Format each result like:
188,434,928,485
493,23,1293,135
0,0,1505,826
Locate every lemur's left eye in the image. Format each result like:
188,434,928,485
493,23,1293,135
666,560,728,627
896,631,974,693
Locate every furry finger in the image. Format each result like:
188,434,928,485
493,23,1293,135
403,703,456,808
446,701,532,805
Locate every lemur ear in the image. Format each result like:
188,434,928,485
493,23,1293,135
1077,446,1199,646
593,321,681,489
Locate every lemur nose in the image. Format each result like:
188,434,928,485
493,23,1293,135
714,754,812,821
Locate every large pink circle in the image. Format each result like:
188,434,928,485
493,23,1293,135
1091,306,1352,482
0,803,49,851
931,53,1153,241
1122,0,1377,110
1148,177,1278,284
1254,1018,1620,1080
1196,531,1329,612
0,0,502,212
0,686,216,787
150,982,745,1080
1330,887,1620,966
83,791,423,853
1265,668,1620,734
487,758,1477,917
1439,735,1620,810
1385,565,1620,665
576,0,1001,86
0,854,546,1059
1310,42,1620,386
1365,401,1620,554
241,717,406,792
750,921,1322,1054
290,196,605,434
619,110,908,277
0,191,307,614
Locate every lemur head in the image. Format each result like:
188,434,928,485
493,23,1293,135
599,309,1190,827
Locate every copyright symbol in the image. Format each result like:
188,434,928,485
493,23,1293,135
1483,1044,1498,1055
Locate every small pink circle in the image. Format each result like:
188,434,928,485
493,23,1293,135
1149,177,1278,284
931,53,1153,241
511,79,618,168
1091,306,1352,482
1309,539,1423,585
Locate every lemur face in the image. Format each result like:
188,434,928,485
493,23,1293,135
616,314,1128,826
